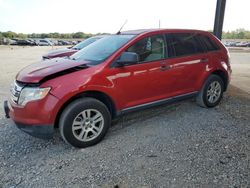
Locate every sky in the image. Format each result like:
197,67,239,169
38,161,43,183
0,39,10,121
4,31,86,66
0,0,249,34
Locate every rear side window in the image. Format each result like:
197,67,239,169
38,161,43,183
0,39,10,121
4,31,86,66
166,33,204,58
197,35,220,51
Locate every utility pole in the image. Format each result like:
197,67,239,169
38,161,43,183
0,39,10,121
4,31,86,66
213,0,226,40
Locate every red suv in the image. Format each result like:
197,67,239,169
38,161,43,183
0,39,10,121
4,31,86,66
4,29,231,148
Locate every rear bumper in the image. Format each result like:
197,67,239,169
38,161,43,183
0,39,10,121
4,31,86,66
4,100,55,139
4,101,10,118
226,65,232,91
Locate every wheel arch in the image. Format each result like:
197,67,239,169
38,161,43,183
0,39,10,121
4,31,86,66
210,69,228,91
54,90,117,128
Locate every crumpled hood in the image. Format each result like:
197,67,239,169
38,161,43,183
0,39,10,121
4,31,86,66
43,48,77,58
16,58,89,83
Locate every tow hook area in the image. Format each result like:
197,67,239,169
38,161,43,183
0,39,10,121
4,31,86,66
4,101,10,118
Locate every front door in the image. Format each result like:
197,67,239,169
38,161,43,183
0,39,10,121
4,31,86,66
106,34,180,109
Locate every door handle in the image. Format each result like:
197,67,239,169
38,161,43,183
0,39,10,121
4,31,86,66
160,65,171,71
200,58,208,63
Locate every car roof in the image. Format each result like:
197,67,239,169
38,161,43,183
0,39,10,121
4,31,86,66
120,29,158,35
120,28,209,35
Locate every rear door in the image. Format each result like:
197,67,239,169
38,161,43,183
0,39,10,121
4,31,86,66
164,33,208,94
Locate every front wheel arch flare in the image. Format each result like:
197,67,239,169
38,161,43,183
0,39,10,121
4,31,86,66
54,91,117,128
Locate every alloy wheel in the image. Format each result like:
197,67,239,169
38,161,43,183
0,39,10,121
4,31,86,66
207,81,222,104
72,109,104,142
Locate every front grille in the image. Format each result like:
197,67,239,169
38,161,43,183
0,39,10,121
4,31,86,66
10,81,23,104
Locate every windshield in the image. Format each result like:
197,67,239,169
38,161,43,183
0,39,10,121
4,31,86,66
70,35,135,64
72,37,101,50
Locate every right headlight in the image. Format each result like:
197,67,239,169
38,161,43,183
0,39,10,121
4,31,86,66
18,87,51,106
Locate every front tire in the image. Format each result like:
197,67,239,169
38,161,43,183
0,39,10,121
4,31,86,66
196,75,224,108
59,98,111,148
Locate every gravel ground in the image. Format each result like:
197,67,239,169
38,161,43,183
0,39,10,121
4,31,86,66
0,46,249,187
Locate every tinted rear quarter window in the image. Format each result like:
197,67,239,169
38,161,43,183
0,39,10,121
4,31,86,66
197,35,220,51
166,33,204,58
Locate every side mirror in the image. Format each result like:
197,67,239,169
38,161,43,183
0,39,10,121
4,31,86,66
116,52,139,67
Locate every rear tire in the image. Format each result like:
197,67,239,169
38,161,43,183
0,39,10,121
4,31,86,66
196,75,224,108
59,98,111,148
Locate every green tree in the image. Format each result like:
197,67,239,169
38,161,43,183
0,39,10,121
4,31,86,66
41,33,49,38
72,32,85,38
17,33,27,39
222,28,250,39
2,31,17,39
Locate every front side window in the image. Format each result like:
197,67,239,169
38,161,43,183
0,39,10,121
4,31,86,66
166,33,204,58
71,35,135,64
126,35,165,62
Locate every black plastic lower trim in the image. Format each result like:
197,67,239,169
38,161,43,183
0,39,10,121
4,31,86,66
121,91,198,114
15,122,54,139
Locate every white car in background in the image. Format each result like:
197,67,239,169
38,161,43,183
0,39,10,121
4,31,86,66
37,39,53,46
